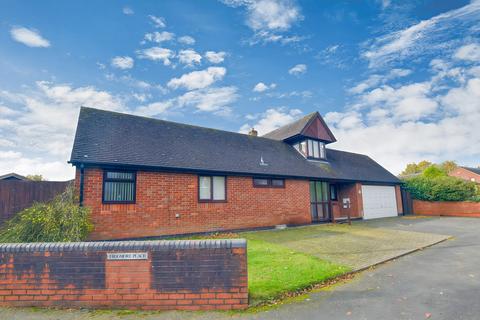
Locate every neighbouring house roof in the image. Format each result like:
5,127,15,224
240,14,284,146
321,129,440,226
69,107,400,184
461,166,480,175
0,173,29,181
261,112,336,143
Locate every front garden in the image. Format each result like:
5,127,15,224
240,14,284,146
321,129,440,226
0,186,448,308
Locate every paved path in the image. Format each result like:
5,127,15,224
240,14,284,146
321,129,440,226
243,217,480,320
1,217,478,320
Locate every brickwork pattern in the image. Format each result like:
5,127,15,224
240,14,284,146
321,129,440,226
77,169,311,240
413,200,480,217
0,240,248,310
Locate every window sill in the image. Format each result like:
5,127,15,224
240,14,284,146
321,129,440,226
102,201,136,205
198,200,227,203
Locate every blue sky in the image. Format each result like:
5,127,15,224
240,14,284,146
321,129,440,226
0,0,479,180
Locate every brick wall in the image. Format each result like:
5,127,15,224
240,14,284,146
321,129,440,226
335,183,363,219
77,168,311,240
413,200,480,217
448,167,480,184
0,240,248,310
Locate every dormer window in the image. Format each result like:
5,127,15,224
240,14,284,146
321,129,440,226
294,139,326,160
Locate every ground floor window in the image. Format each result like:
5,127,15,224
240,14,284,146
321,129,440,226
199,176,226,202
103,170,136,203
310,181,330,222
253,177,285,188
330,184,338,201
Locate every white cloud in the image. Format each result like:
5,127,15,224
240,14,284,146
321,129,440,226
144,31,175,43
454,43,480,61
0,105,18,116
253,82,276,92
326,58,480,174
442,77,480,113
136,86,238,117
353,81,438,121
0,82,125,180
178,49,202,66
205,51,226,64
349,68,412,94
167,67,226,90
267,90,311,99
111,56,134,69
136,101,173,117
149,15,166,28
178,36,196,45
177,87,238,114
380,0,391,9
122,6,134,15
222,0,303,44
288,64,307,76
0,139,15,148
239,107,302,135
246,0,301,31
137,47,174,66
10,27,50,48
363,1,480,67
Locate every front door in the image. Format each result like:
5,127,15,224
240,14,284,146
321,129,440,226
309,181,331,222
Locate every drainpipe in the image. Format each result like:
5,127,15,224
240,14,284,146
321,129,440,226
79,163,85,207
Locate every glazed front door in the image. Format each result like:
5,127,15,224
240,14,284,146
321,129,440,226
309,181,330,222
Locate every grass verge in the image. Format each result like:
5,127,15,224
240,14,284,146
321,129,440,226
173,232,349,306
246,238,349,305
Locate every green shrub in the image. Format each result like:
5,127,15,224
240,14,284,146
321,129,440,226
404,175,477,202
0,185,93,242
422,165,446,178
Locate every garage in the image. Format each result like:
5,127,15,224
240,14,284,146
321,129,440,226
361,185,398,219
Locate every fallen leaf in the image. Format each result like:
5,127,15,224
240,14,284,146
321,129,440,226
425,312,432,318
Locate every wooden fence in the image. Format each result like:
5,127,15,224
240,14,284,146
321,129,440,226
0,180,72,226
401,187,414,215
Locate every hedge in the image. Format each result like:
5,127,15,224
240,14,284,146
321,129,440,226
404,175,477,202
0,185,93,242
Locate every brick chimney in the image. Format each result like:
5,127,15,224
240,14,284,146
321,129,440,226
248,128,258,137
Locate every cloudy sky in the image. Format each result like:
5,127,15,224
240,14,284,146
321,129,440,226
1,0,479,180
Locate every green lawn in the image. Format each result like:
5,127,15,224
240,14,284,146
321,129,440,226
173,232,349,305
243,223,449,271
245,238,348,305
174,221,448,306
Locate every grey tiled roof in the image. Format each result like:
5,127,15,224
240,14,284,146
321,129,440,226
262,112,316,140
462,166,480,175
0,173,28,180
69,107,400,184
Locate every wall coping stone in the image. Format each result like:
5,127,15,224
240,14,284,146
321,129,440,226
0,239,246,253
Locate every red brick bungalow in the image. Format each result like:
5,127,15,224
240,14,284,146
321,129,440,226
70,107,402,240
449,166,480,184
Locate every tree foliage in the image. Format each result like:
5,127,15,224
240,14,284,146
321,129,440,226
400,160,458,177
0,185,93,242
26,174,46,181
403,174,477,202
400,160,433,176
439,161,457,174
422,165,446,179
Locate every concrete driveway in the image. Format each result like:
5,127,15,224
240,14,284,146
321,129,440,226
244,216,480,320
1,216,478,320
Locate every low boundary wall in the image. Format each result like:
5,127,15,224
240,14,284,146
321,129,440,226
0,239,248,310
413,200,480,217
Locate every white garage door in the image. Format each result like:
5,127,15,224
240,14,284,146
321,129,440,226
361,185,398,220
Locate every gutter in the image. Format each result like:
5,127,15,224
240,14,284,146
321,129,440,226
68,160,401,185
79,164,85,207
